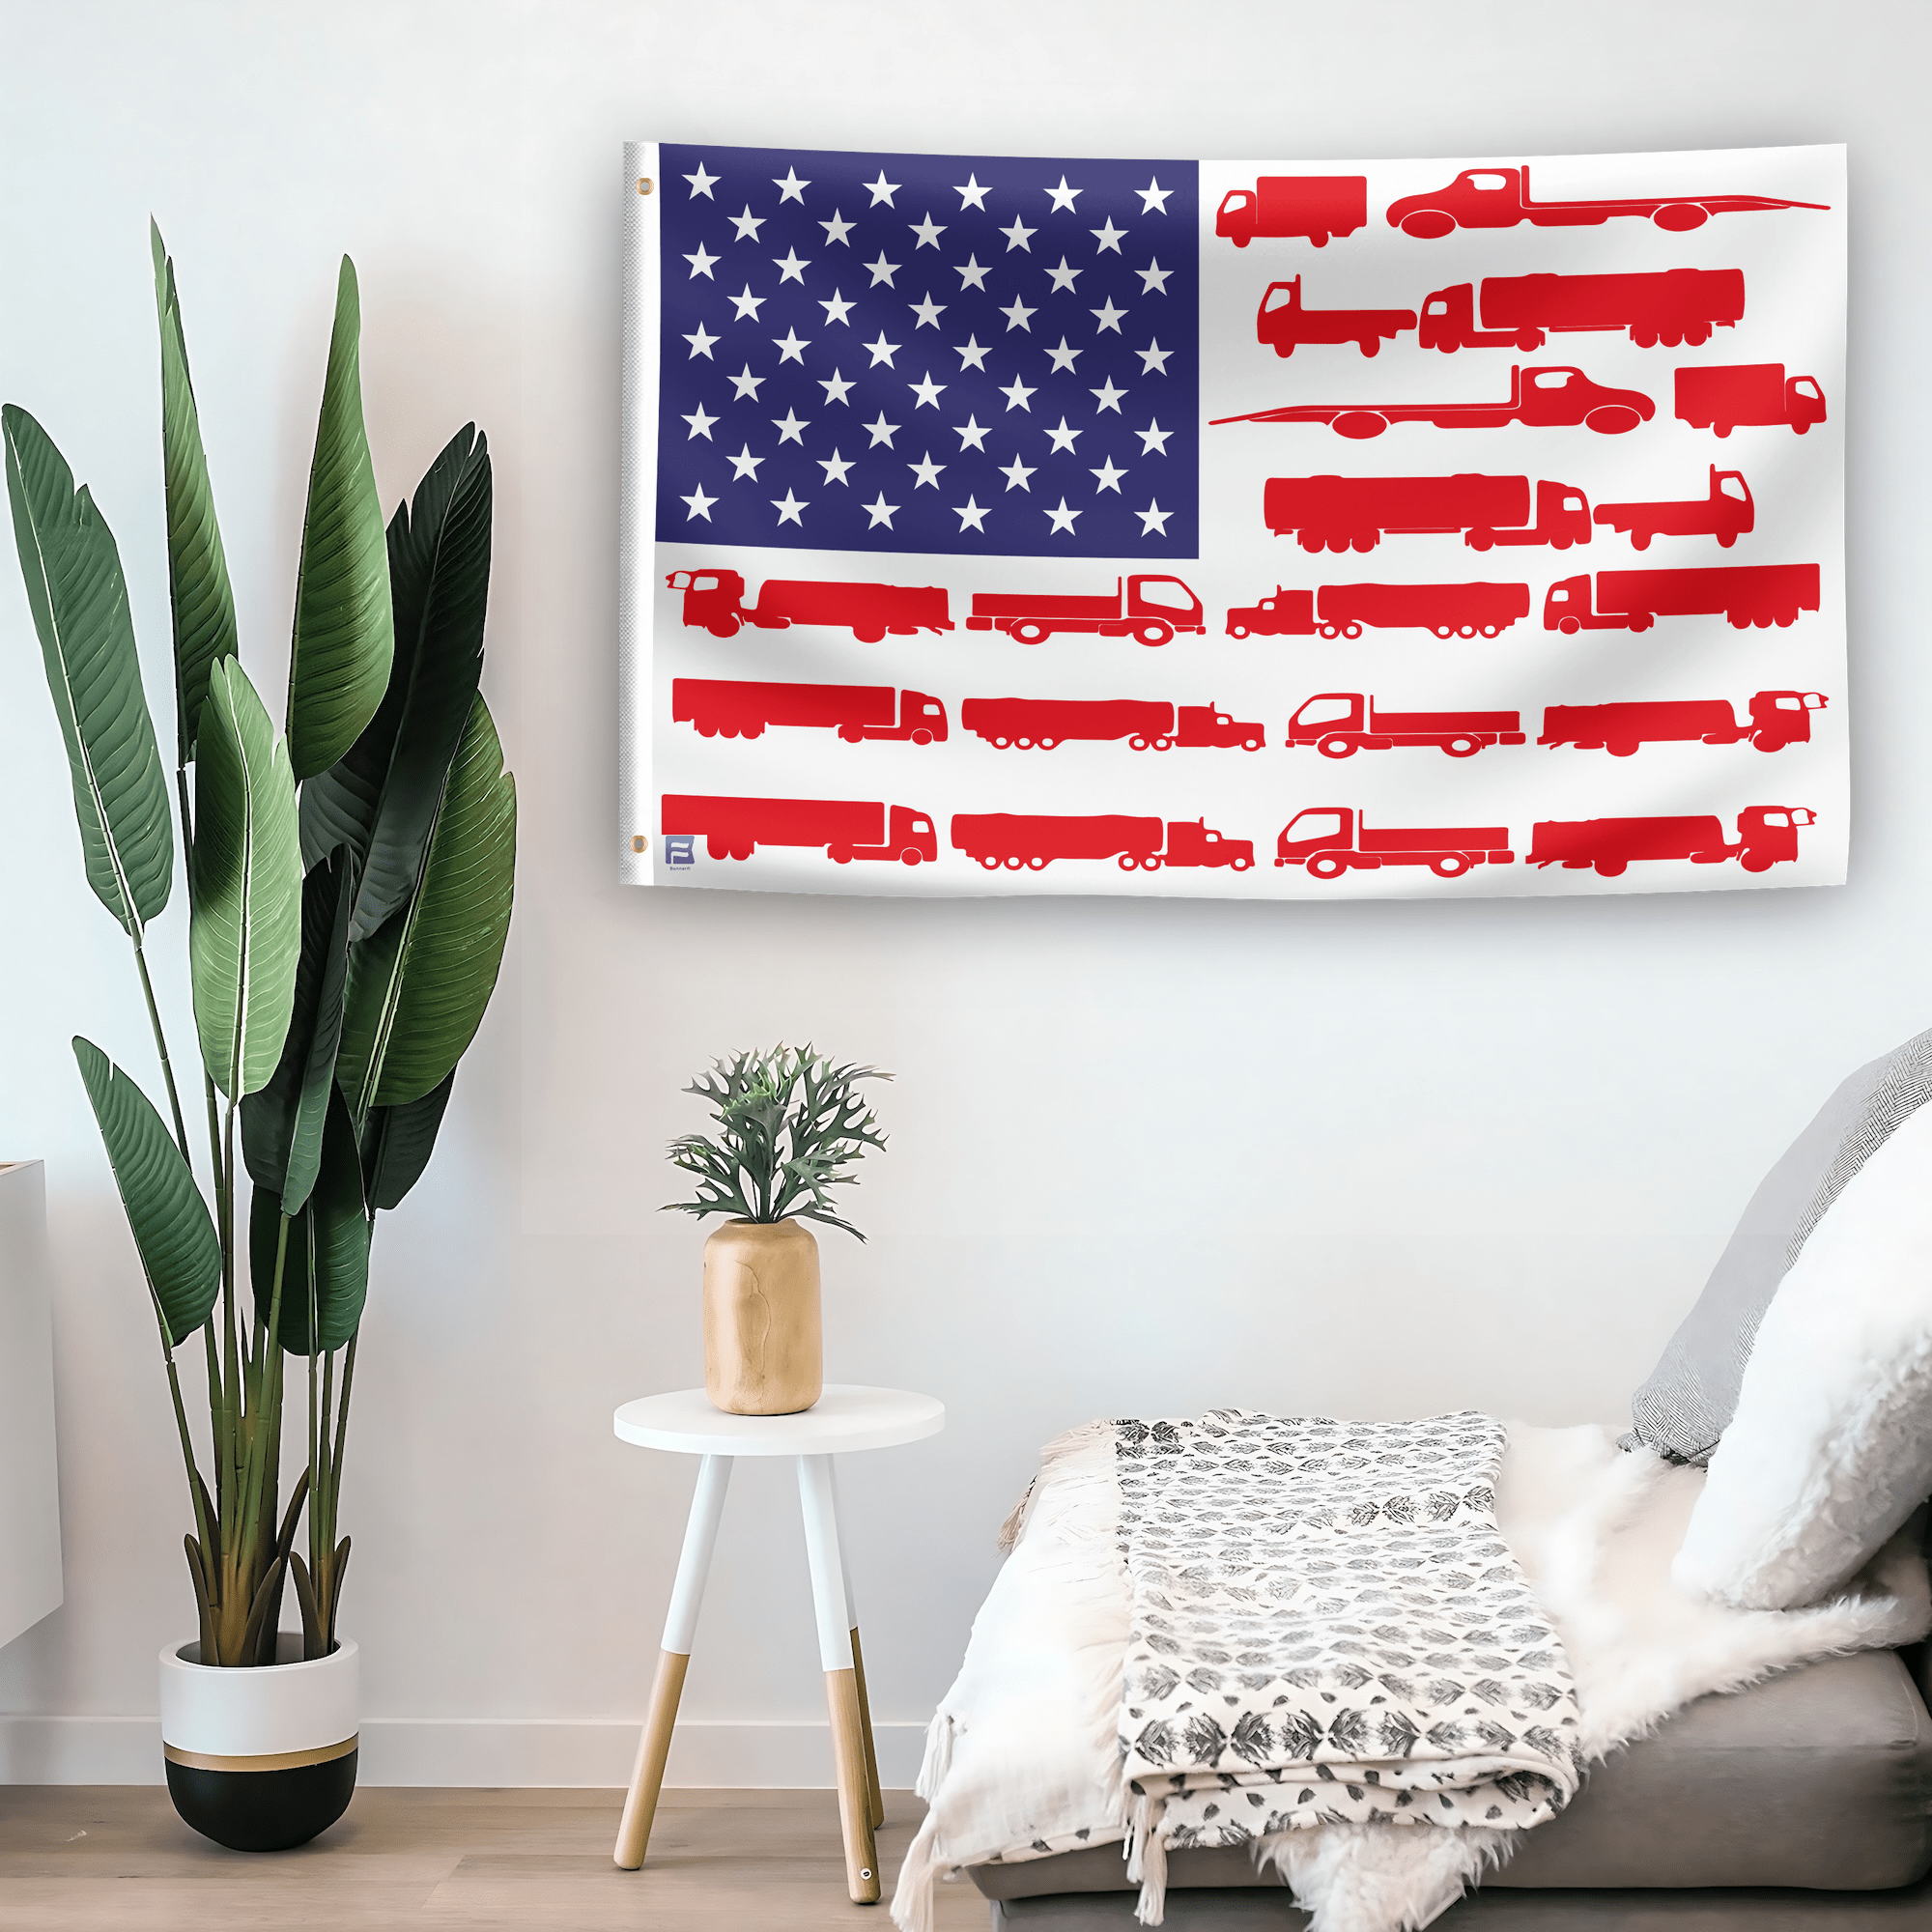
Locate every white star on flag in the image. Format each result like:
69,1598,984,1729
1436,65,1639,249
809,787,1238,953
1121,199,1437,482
1000,296,1036,330
1045,497,1081,531
1044,258,1081,292
774,248,810,285
681,484,716,521
863,493,898,527
772,409,809,444
682,403,716,440
910,213,946,248
909,371,947,408
728,285,764,320
1136,419,1172,455
1045,337,1082,372
772,489,807,525
1090,457,1127,494
955,254,991,291
909,294,946,327
1090,218,1127,253
954,334,991,371
683,323,719,358
819,368,856,405
1091,298,1127,334
866,252,900,286
864,331,900,366
864,412,900,446
726,444,762,479
953,496,990,531
1135,499,1172,534
773,327,809,364
1044,416,1081,452
774,168,810,204
820,211,854,244
1137,339,1173,375
908,452,946,488
819,289,856,325
1136,177,1172,213
1090,378,1127,412
1137,260,1172,295
728,364,762,399
684,243,719,279
682,162,719,198
863,172,899,206
1000,217,1035,251
1044,176,1081,212
728,207,763,241
954,174,990,210
1000,375,1037,412
954,414,991,451
1001,455,1036,490
818,449,855,485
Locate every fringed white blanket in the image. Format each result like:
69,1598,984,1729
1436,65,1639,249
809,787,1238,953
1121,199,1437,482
893,1419,1931,1932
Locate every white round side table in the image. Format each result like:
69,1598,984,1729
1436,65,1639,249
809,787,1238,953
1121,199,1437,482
610,1384,945,1901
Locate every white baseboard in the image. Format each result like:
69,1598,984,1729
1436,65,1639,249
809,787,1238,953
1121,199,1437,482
0,1715,929,1788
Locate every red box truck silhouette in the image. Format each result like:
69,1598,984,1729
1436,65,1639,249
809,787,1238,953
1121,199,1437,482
960,698,1264,751
1285,694,1524,758
1528,807,1814,877
1593,468,1753,550
672,680,948,744
1276,807,1514,879
1416,270,1745,353
1385,165,1827,240
966,576,1205,646
1539,692,1827,755
1674,365,1827,437
1214,364,1654,440
951,813,1254,871
666,567,952,641
1216,177,1367,248
1255,277,1416,358
1545,566,1819,633
1227,582,1531,639
660,795,938,864
1261,475,1592,554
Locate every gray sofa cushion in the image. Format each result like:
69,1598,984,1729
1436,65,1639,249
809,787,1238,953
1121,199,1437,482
1625,1028,1932,1464
969,1650,1932,1900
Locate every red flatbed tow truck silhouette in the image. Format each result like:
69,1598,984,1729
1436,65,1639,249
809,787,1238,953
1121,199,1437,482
1214,365,1655,440
1385,165,1828,239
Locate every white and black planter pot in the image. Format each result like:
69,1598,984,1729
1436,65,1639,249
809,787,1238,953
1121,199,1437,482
158,1634,358,1852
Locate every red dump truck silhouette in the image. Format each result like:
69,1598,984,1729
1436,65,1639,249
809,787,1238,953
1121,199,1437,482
1529,807,1815,877
1216,177,1368,248
967,576,1205,646
1215,364,1654,440
1285,694,1524,758
1276,807,1514,879
1227,582,1530,639
1417,270,1746,353
667,568,952,641
672,680,948,744
1675,365,1827,437
960,698,1264,751
1386,166,1828,239
1594,468,1753,550
1545,565,1819,633
660,795,938,864
951,813,1255,871
1255,278,1416,358
1540,691,1828,756
1262,475,1592,554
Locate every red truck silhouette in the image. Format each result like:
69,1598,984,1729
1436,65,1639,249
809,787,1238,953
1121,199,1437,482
1216,177,1367,248
1594,468,1753,550
1529,807,1815,877
1540,691,1828,756
1417,270,1745,353
1386,166,1828,240
951,813,1255,871
672,680,948,744
1285,694,1524,758
967,576,1205,646
1545,565,1819,633
660,795,938,864
1215,364,1654,440
1675,365,1827,438
666,567,952,642
1262,475,1592,554
1227,581,1530,639
1255,278,1416,358
961,698,1264,751
1276,807,1513,879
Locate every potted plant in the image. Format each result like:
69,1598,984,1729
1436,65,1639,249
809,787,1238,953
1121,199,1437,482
666,1046,890,1414
3,226,515,1851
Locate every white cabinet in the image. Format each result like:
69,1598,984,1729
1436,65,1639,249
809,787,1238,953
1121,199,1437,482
0,1161,62,1648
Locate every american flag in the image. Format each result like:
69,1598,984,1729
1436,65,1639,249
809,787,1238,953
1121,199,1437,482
654,143,1200,558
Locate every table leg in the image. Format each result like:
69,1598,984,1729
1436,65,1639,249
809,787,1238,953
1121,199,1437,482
798,1454,881,1904
831,1460,886,1830
613,1454,733,1870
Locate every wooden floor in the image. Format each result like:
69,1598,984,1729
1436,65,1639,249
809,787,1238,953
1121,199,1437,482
0,1787,990,1930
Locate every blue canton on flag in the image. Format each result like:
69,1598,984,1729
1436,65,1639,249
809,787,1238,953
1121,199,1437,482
655,144,1200,558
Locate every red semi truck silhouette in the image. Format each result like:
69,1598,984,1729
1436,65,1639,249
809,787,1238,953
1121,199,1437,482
1417,270,1746,353
1540,691,1828,756
1226,581,1530,639
1276,807,1514,879
660,795,938,864
1285,694,1525,758
1545,565,1819,633
666,568,952,641
1675,365,1827,437
1594,468,1753,550
967,576,1205,646
1385,166,1828,239
1529,807,1815,877
1216,177,1367,248
960,697,1264,751
672,679,948,744
950,813,1255,871
1255,278,1416,358
1262,475,1593,554
1215,364,1654,440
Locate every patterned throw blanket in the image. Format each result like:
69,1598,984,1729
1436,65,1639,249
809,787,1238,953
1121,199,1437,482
1115,1410,1583,1912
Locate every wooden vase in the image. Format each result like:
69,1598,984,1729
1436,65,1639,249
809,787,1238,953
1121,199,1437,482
702,1219,823,1415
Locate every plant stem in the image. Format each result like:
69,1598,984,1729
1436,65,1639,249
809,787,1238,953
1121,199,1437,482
130,940,191,1166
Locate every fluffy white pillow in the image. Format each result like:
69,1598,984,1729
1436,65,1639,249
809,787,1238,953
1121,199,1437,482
1673,1098,1932,1609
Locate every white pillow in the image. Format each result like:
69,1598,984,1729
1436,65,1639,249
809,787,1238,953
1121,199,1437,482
1672,1098,1932,1609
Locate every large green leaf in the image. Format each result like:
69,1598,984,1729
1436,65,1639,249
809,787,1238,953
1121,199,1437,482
151,224,238,765
3,405,174,936
287,257,392,781
189,658,302,1098
73,1037,219,1348
250,1087,369,1355
241,848,355,1213
360,1069,455,1212
338,694,515,1115
300,425,491,940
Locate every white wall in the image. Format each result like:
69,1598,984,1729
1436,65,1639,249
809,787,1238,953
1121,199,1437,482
0,0,1926,1786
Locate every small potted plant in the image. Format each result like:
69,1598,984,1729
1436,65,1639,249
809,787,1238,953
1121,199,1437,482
666,1046,889,1415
